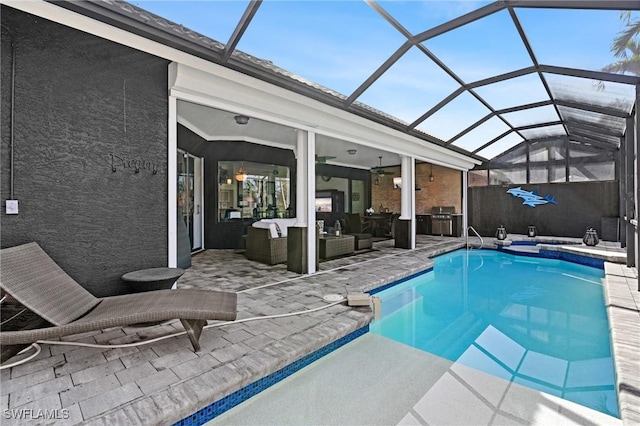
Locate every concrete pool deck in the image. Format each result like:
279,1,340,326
1,235,637,425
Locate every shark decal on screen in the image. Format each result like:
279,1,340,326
507,187,557,208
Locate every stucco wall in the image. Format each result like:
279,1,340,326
468,181,620,239
1,7,170,296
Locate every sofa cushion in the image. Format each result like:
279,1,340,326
252,220,279,239
259,218,298,237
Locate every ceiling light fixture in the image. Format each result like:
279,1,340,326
235,162,248,182
347,149,357,155
234,114,250,125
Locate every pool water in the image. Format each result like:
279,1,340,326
370,249,619,418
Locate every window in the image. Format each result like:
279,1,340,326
218,160,291,221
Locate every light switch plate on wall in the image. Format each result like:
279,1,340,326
6,199,18,214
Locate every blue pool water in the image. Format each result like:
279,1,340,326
370,249,618,418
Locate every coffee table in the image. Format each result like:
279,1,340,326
318,235,355,259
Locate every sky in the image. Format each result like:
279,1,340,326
134,0,638,159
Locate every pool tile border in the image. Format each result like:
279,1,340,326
174,325,369,426
496,245,607,269
539,249,605,268
369,267,434,295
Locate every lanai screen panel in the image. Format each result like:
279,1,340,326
530,138,567,183
451,117,512,153
423,9,533,83
530,139,566,163
516,8,628,72
418,91,492,140
518,124,566,140
487,143,527,185
566,126,621,148
476,133,524,160
469,169,489,187
568,143,616,182
490,167,526,185
356,46,461,125
380,1,494,36
558,106,626,146
473,74,550,111
492,143,527,167
236,1,405,97
545,73,636,114
501,106,561,128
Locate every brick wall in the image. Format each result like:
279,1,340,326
1,7,170,296
372,163,462,214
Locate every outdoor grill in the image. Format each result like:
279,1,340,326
431,206,456,236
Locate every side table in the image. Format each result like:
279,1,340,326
122,267,185,293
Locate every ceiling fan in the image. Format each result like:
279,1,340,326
315,155,336,164
371,156,394,176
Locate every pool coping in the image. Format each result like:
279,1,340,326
603,262,640,425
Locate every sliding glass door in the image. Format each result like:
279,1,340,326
177,150,203,252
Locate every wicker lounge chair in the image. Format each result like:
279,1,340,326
245,226,288,264
0,242,237,352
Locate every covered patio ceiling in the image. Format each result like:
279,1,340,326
56,0,640,165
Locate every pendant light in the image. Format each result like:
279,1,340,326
235,162,247,182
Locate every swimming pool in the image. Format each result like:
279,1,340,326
370,249,618,418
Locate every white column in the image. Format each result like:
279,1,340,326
462,170,468,236
400,155,416,249
168,95,177,267
295,130,316,274
296,131,307,227
306,132,317,273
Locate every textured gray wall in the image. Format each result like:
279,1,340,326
1,7,170,296
468,181,620,239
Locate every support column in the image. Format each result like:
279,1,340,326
306,132,317,273
291,130,316,274
619,135,626,248
626,116,636,267
295,131,307,228
462,171,468,236
635,85,640,275
168,95,178,267
397,156,415,249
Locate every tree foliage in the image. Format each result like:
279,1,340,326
603,11,640,76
